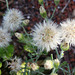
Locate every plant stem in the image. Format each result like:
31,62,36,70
51,54,53,60
59,67,68,73
52,68,56,73
50,7,56,20
45,17,48,22
67,64,71,75
35,71,45,75
5,0,9,11
55,48,60,60
59,50,64,59
61,0,70,13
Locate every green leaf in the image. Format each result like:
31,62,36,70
0,62,2,68
60,61,67,67
3,45,14,61
24,45,34,53
54,0,60,6
0,48,4,57
6,45,14,53
0,45,14,61
39,67,45,72
72,68,75,74
59,67,68,73
5,45,14,58
0,70,1,75
42,50,48,55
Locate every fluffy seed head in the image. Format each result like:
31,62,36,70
27,62,39,71
2,8,24,31
60,19,75,46
0,27,11,47
31,20,61,52
8,56,22,72
44,60,54,70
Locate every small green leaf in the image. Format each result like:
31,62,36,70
42,50,48,55
24,45,33,53
0,48,4,57
72,68,75,74
0,70,1,75
60,61,67,67
0,62,2,68
38,0,43,5
3,45,14,61
39,67,45,72
54,0,60,6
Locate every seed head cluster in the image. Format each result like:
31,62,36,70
31,20,62,52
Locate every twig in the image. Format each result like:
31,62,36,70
61,0,70,13
5,0,9,10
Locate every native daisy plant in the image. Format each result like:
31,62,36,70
31,20,62,52
2,8,24,31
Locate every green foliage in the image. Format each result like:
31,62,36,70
38,0,43,5
17,62,30,75
60,61,67,67
40,12,47,19
0,45,14,61
24,45,34,53
54,0,60,6
0,70,1,75
72,68,75,75
10,71,17,75
0,62,2,68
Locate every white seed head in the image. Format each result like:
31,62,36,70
44,60,54,70
0,27,11,47
31,20,62,52
30,63,39,71
2,8,24,31
60,19,75,46
27,62,39,71
8,56,22,72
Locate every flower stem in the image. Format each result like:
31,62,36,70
55,48,60,60
59,50,64,59
5,0,9,11
50,7,56,20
